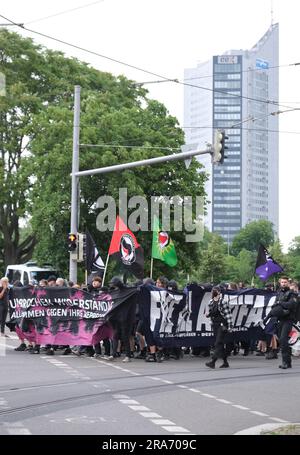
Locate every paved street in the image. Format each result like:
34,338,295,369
1,335,299,436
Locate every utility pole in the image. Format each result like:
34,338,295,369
69,85,81,283
69,86,222,281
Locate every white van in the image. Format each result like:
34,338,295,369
5,262,59,285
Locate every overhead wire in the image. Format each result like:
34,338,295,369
25,1,104,25
0,13,298,112
182,62,300,81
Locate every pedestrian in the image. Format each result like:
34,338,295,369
0,277,10,337
264,276,298,369
205,286,233,369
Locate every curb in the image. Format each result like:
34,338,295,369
235,423,295,435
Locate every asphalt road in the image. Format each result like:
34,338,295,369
1,335,300,436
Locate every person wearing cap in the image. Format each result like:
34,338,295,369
205,286,233,369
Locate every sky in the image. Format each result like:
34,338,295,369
1,0,299,251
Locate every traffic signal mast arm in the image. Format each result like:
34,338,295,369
73,144,214,177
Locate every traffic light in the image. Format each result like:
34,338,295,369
213,129,228,164
77,233,86,262
68,233,77,252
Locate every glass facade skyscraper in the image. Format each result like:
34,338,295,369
184,24,279,243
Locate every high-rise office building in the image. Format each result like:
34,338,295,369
184,24,279,243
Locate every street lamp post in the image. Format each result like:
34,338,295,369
69,85,81,283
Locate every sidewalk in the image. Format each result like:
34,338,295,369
235,423,300,435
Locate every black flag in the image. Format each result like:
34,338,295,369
255,244,283,281
85,230,105,276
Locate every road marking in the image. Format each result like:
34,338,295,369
201,393,216,398
216,398,232,404
151,419,176,425
115,394,192,434
41,356,92,382
139,412,162,418
269,417,289,423
0,397,10,410
90,357,142,376
7,428,31,435
162,426,190,433
178,384,288,427
128,405,150,411
119,399,139,405
232,404,250,410
250,411,269,417
4,421,32,435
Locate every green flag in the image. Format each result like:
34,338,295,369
151,216,178,267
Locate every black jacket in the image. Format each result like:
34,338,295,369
267,289,298,322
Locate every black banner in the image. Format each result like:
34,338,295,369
139,284,277,347
9,286,137,345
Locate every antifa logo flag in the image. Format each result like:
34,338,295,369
255,244,283,281
108,216,144,279
85,230,105,276
151,216,177,267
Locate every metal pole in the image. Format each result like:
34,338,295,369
150,257,153,279
74,145,213,177
69,85,81,283
102,254,110,286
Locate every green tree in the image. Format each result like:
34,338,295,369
0,29,46,266
286,236,300,281
268,240,289,273
0,30,207,277
231,220,275,256
196,233,227,283
224,249,256,285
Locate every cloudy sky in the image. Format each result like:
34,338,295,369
1,0,299,250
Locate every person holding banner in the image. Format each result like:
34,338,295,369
264,276,298,369
0,277,9,337
205,286,233,369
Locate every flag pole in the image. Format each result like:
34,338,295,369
102,255,110,286
150,257,154,279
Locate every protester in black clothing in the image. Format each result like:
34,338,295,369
108,277,135,363
0,277,9,337
264,276,298,369
205,286,233,369
89,276,111,358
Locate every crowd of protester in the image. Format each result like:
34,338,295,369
0,273,299,369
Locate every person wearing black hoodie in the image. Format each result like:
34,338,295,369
264,276,298,369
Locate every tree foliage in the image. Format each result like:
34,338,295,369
0,30,207,279
231,220,274,256
195,233,227,284
224,249,256,285
286,236,300,282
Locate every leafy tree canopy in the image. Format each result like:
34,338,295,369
231,220,275,256
0,29,207,280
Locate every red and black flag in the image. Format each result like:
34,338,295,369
85,230,105,276
108,216,144,279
